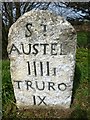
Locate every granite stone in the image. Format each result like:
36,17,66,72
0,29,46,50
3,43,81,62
7,10,77,109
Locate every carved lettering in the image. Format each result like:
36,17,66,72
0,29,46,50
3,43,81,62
32,44,39,55
40,24,47,32
51,43,57,55
33,95,47,106
25,81,34,90
40,44,49,55
25,23,32,37
58,83,67,91
9,43,65,55
14,81,22,89
9,44,21,54
36,81,45,90
21,43,31,55
14,80,67,91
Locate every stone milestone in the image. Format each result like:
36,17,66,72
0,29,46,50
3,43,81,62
7,10,77,109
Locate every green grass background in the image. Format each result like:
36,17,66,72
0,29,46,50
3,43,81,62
2,31,89,119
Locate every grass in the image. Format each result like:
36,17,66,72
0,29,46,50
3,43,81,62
77,31,89,48
1,31,89,119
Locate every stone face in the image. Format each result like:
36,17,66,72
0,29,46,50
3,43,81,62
7,10,77,109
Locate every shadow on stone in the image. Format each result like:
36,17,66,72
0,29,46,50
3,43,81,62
71,64,81,104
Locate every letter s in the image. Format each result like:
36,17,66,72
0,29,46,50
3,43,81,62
25,23,32,37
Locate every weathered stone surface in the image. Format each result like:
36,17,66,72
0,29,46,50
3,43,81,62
7,10,77,109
